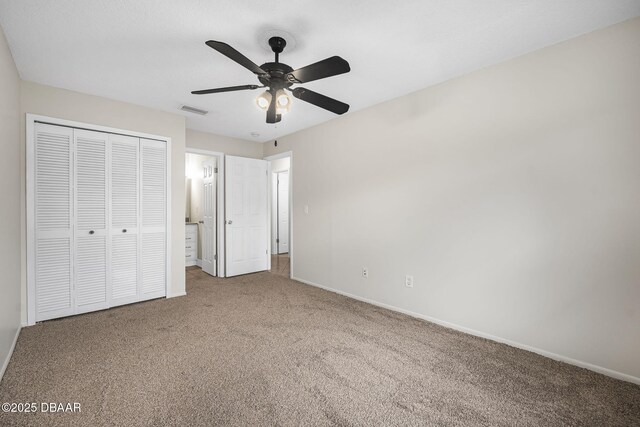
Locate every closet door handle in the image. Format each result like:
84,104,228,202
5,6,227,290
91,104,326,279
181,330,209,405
89,230,95,235
122,229,127,233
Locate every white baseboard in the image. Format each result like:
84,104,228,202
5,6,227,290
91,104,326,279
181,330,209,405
167,291,187,298
292,276,640,385
0,327,21,382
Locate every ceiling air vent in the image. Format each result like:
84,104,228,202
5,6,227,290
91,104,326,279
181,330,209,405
180,105,208,115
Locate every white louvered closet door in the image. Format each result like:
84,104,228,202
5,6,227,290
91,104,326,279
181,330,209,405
74,129,109,314
140,138,167,300
34,124,74,322
110,134,140,306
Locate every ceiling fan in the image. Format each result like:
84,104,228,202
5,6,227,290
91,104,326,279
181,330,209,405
191,36,351,123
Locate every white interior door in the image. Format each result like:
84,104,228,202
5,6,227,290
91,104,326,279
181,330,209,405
202,159,216,276
225,155,269,277
74,129,109,314
33,123,74,322
277,171,289,254
110,134,140,307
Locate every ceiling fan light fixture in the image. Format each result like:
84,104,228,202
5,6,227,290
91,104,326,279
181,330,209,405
275,89,291,114
256,91,272,110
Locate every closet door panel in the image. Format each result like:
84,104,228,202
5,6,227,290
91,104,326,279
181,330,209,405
140,138,166,300
75,235,107,309
34,123,74,321
142,233,166,296
112,234,138,302
74,129,108,312
35,238,72,321
110,134,140,306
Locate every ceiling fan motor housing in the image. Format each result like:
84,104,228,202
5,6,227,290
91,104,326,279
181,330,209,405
258,62,294,90
268,36,287,54
260,36,294,91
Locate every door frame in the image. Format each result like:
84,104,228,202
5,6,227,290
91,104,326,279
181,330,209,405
185,148,225,277
273,170,290,255
26,114,172,326
264,151,293,278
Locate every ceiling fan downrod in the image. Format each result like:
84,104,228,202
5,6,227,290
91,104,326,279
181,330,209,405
269,36,286,63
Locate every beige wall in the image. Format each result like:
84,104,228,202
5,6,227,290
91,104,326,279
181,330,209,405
0,26,21,377
187,128,262,158
264,18,640,380
20,81,188,324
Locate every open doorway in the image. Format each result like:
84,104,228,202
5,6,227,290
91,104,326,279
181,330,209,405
185,151,224,277
266,153,292,278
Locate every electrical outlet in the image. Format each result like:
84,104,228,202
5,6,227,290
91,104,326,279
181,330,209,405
405,275,414,288
362,267,368,278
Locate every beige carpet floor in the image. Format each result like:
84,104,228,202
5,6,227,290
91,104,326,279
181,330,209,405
1,268,639,426
270,253,290,278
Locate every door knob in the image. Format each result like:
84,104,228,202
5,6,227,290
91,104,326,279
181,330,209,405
89,230,95,235
227,220,233,225
122,229,127,233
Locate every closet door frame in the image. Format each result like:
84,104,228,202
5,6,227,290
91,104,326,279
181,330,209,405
26,114,172,326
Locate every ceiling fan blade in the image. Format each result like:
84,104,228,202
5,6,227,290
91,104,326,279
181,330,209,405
206,40,267,76
191,84,260,95
266,92,277,123
286,56,350,84
291,87,350,115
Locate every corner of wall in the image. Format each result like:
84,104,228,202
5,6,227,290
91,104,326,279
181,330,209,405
0,22,24,381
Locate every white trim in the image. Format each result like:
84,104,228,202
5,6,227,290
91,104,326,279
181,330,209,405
167,291,187,298
263,151,293,162
292,276,640,385
165,135,172,303
27,114,171,142
271,170,290,255
26,117,35,325
26,114,172,325
266,162,272,271
0,327,21,382
185,148,225,277
185,148,224,157
217,156,225,277
264,151,293,278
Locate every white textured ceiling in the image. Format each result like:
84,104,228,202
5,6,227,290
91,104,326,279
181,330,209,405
1,1,639,142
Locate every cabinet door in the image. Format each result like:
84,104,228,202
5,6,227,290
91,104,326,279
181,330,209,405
74,129,109,313
110,134,140,306
34,123,74,321
140,138,166,300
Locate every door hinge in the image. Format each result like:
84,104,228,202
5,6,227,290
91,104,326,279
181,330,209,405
276,238,279,243
214,254,217,261
214,167,218,173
